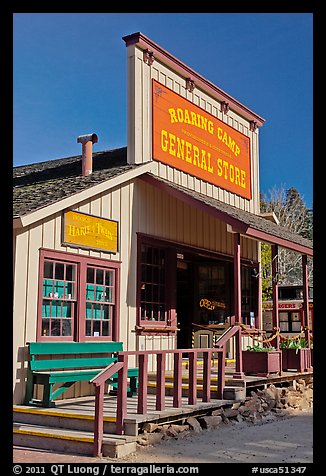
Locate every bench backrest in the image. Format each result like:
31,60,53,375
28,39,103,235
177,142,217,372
27,341,124,372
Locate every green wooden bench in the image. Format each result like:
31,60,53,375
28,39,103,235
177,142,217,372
24,341,138,407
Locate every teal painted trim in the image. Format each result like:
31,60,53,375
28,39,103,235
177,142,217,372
30,357,116,371
28,341,123,355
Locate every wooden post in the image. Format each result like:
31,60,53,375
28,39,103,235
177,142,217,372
202,350,211,402
156,352,166,411
188,350,197,405
302,255,311,348
116,354,128,435
137,353,148,414
234,232,242,323
271,244,280,350
217,348,226,399
233,233,244,378
173,352,182,408
93,384,104,457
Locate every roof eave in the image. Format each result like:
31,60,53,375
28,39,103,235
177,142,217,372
14,162,155,229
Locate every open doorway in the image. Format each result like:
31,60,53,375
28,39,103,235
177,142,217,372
176,255,194,349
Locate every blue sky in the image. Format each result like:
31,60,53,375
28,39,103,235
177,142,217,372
13,13,313,208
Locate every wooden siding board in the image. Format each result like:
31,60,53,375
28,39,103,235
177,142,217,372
13,229,30,404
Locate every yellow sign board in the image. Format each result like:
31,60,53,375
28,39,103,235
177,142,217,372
63,210,118,253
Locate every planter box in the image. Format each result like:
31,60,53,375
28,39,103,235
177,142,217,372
281,348,312,372
242,350,282,377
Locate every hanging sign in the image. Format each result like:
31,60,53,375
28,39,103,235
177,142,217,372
152,80,252,199
63,210,118,253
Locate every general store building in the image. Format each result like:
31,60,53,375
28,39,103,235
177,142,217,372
13,32,313,405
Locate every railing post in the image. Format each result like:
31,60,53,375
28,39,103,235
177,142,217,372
93,383,104,457
202,350,211,402
234,327,244,379
156,352,166,411
188,350,197,405
173,352,182,408
116,354,128,435
216,348,226,399
137,353,148,414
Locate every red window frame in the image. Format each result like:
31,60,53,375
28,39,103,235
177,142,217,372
137,236,177,335
37,248,120,342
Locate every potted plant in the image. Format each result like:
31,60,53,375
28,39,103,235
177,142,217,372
242,345,282,377
280,337,312,372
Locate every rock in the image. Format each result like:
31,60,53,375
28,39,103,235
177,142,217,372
223,408,239,418
137,432,163,446
142,422,160,433
211,408,224,416
168,424,190,433
186,416,202,432
198,415,223,429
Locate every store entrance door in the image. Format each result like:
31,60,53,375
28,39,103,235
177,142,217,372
176,257,194,349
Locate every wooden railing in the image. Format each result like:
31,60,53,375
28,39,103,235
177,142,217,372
91,325,244,457
91,347,226,456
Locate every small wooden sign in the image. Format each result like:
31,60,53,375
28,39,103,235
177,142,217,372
63,210,118,253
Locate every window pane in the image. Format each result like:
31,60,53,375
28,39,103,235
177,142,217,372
62,302,72,318
96,285,105,301
54,280,65,298
44,261,53,279
103,305,111,320
50,319,61,336
159,304,165,321
105,271,113,286
62,320,72,336
96,269,104,284
102,320,109,336
43,280,53,298
93,320,100,334
66,282,74,299
87,267,95,284
153,248,159,265
42,300,51,317
55,263,64,280
86,320,92,336
153,304,159,321
86,302,93,319
42,319,50,336
51,300,61,317
94,303,101,319
86,284,95,301
66,264,75,282
105,287,113,303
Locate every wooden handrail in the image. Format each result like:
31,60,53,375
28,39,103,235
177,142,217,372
214,325,241,348
90,360,126,457
91,345,231,457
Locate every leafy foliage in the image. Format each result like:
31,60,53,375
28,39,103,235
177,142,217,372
246,344,276,352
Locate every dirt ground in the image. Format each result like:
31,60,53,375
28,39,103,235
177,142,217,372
13,407,313,465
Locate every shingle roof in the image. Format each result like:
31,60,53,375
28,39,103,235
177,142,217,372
13,147,137,217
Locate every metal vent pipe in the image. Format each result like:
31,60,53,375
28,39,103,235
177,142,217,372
77,133,98,176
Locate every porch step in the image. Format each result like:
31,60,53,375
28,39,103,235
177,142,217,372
13,405,117,435
13,422,137,458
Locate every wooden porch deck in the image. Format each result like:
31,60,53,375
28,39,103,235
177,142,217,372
13,363,313,458
14,364,313,435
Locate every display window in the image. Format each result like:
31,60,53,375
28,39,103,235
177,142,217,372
37,249,120,341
